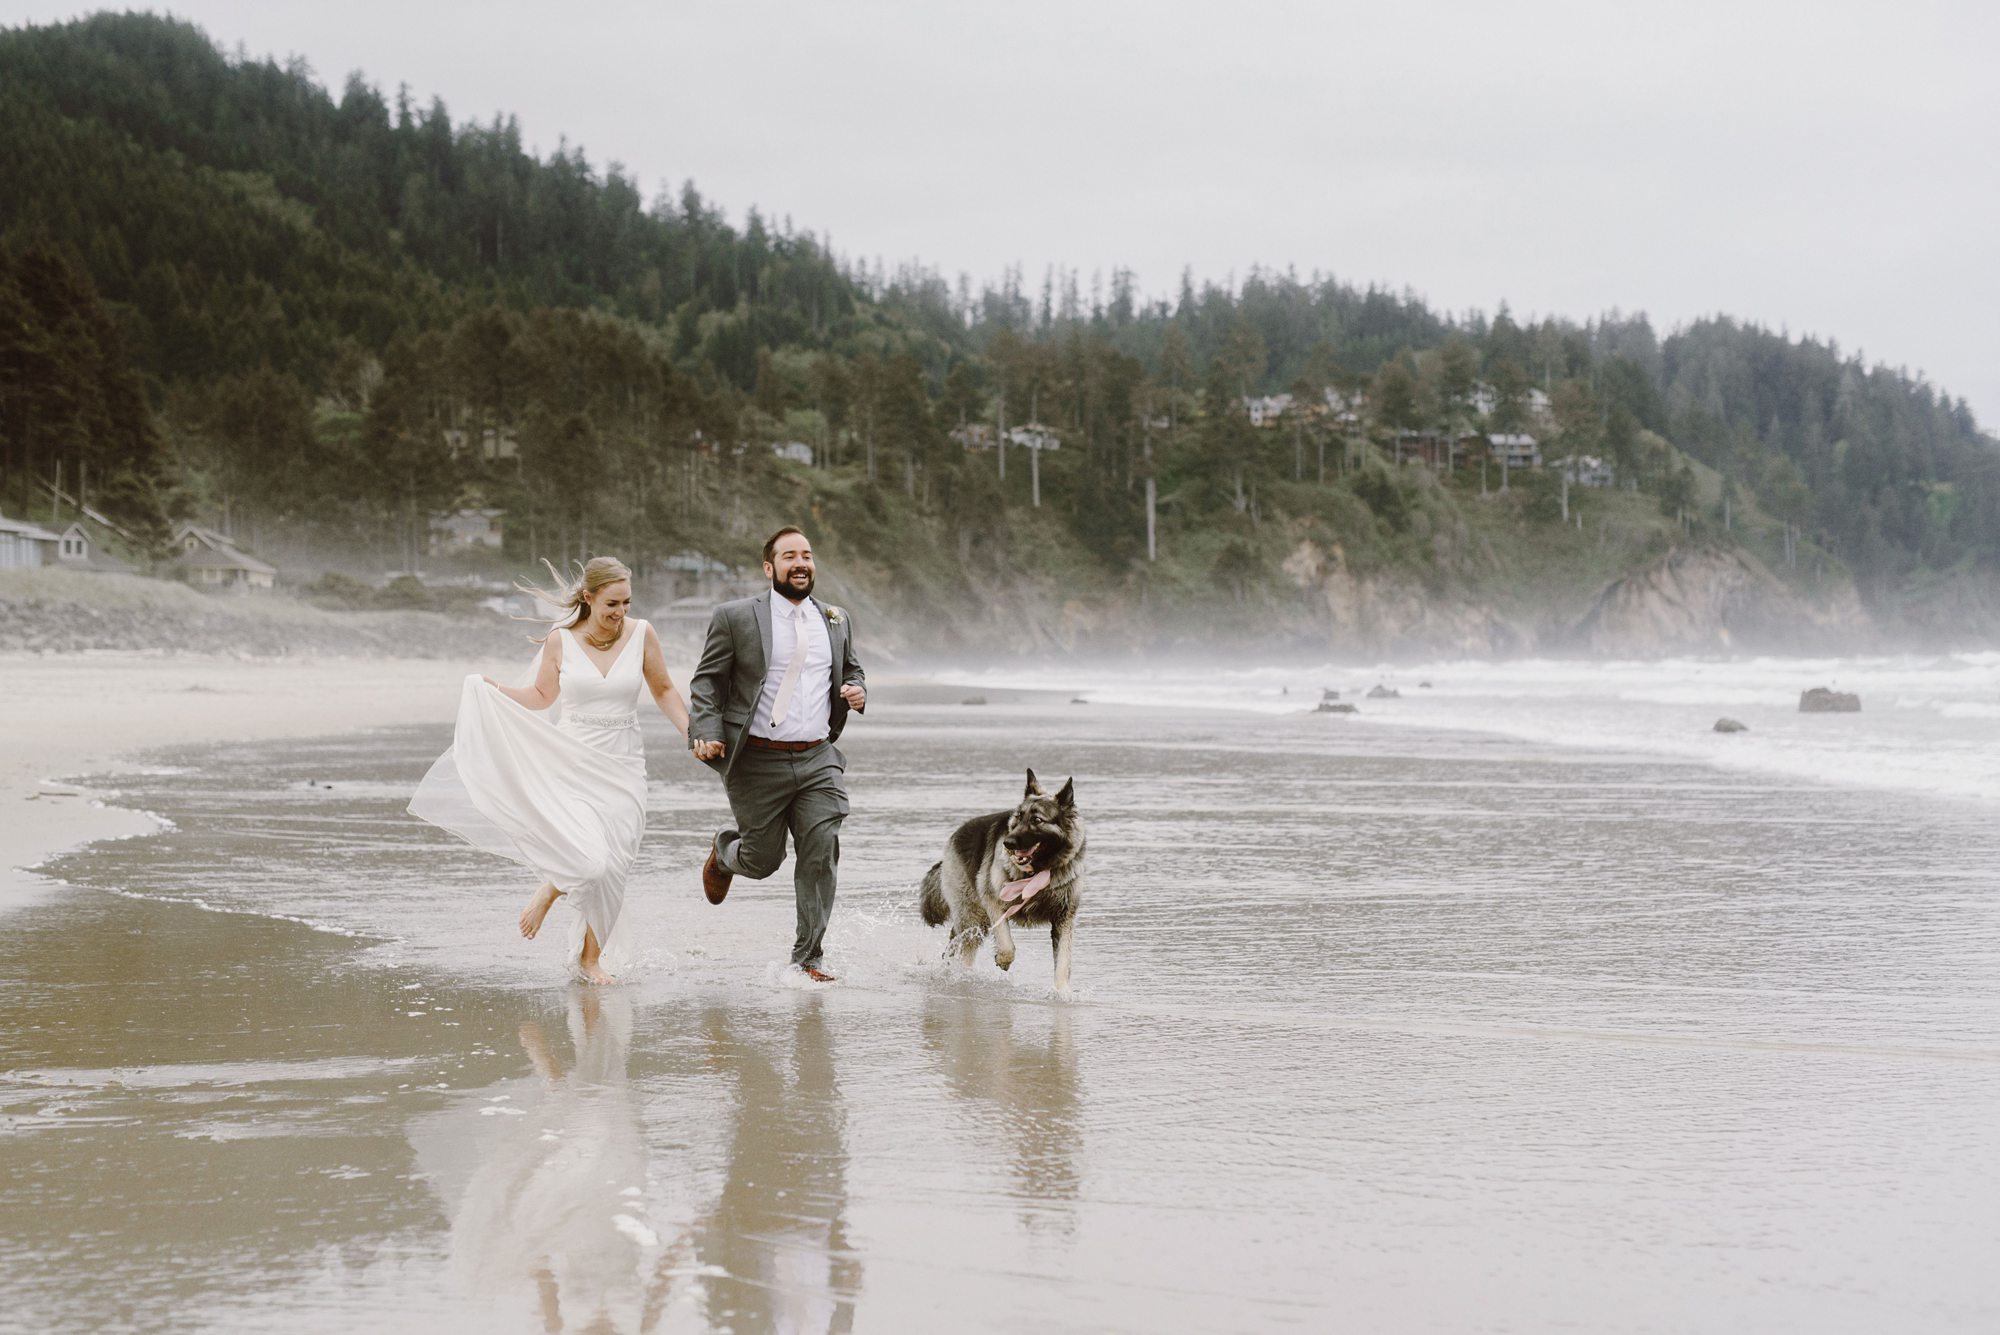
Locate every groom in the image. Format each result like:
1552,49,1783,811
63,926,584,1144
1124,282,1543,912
689,525,866,981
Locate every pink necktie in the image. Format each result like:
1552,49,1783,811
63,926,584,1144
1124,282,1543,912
770,603,806,725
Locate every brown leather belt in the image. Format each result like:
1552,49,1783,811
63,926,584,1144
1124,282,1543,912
746,735,826,752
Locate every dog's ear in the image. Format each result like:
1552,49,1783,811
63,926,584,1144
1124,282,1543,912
1056,777,1075,808
1024,768,1042,797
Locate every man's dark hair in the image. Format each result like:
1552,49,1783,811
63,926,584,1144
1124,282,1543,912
762,525,808,566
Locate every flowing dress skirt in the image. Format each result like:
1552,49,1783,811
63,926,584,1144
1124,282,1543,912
409,676,646,962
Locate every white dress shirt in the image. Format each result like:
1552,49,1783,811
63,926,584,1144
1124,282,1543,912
752,594,833,742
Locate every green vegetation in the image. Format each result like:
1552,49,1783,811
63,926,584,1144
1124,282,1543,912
2,11,1995,648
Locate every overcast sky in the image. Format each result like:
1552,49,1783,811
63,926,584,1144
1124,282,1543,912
8,1,1997,425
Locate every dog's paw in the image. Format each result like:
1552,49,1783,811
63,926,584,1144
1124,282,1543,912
993,949,1016,971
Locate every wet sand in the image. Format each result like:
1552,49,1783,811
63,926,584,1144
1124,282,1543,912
0,653,519,909
4,681,2000,1331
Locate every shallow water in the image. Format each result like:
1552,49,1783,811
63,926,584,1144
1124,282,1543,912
4,694,1999,1332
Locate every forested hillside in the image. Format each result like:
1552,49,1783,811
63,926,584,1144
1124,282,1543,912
4,11,1996,652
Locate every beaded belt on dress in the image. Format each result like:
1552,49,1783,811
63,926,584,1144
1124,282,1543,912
566,711,637,729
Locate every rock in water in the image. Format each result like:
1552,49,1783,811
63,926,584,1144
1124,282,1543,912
1316,701,1357,714
1799,687,1861,713
1366,684,1401,699
1713,718,1749,733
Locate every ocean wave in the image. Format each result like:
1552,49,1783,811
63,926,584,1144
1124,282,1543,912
941,655,2000,803
90,884,376,938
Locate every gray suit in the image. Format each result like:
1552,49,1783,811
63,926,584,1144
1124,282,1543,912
688,591,865,969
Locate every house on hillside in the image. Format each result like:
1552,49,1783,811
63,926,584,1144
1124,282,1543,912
442,425,519,461
1244,393,1294,427
1553,455,1616,488
0,513,61,569
54,522,133,574
951,421,1059,452
658,549,756,603
431,508,504,551
172,523,277,591
1485,433,1543,470
1006,424,1060,452
1321,387,1365,428
1393,431,1457,470
654,594,723,643
1469,384,1553,425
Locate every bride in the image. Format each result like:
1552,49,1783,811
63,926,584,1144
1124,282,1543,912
410,556,690,984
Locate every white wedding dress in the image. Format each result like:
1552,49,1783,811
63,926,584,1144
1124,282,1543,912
409,621,652,971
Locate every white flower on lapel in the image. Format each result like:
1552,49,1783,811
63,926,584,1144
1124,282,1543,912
824,606,845,626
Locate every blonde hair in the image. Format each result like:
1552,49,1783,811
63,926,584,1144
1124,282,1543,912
516,556,633,642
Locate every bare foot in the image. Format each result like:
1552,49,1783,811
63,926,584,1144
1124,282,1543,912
577,925,615,985
519,883,560,939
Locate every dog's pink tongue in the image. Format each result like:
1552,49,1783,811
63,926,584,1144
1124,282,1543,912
997,868,1051,924
1001,868,1050,902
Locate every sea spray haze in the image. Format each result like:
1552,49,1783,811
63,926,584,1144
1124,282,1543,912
938,651,2000,802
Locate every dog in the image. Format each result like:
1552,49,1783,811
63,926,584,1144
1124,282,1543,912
919,769,1085,990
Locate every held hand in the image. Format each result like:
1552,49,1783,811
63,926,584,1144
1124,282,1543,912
693,740,726,762
840,683,866,712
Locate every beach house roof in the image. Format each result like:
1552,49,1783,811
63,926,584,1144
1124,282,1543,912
55,522,134,574
172,523,275,573
171,522,277,589
0,512,62,569
0,514,61,540
181,547,274,574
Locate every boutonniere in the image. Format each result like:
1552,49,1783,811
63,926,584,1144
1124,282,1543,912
824,606,845,626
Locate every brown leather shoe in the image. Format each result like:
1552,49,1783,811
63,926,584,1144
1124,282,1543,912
801,965,837,983
701,844,733,905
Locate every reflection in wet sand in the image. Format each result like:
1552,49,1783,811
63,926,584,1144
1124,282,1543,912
412,990,664,1333
922,993,1082,1232
693,999,861,1334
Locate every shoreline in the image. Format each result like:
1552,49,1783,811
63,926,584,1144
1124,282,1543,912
13,645,1989,917
0,652,521,911
0,653,1021,912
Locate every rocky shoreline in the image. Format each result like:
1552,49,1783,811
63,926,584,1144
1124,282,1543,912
0,570,529,659
6,551,1995,662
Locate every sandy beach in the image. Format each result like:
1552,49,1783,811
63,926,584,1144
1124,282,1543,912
0,652,527,908
5,654,2000,1332
0,652,1039,905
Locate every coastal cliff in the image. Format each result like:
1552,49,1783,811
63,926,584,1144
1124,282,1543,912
6,525,1977,663
1271,542,1869,660
1561,547,1870,655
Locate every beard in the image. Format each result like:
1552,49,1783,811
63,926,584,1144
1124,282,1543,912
771,568,814,601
